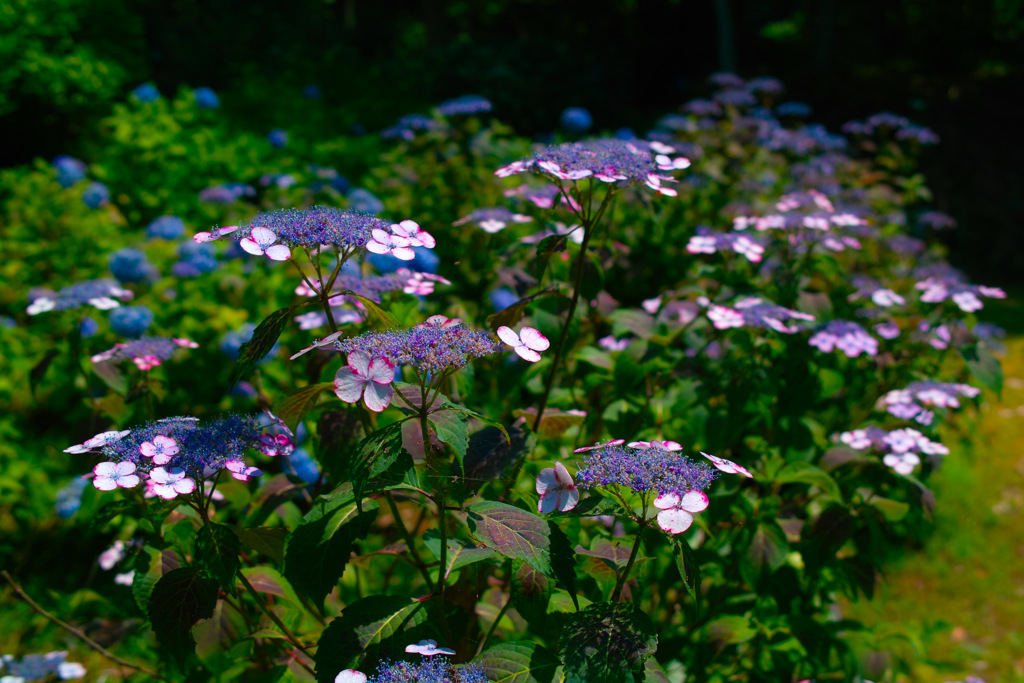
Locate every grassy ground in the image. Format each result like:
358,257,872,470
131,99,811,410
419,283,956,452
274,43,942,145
847,322,1024,682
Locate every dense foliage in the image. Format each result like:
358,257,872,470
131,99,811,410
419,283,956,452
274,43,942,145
0,72,1005,683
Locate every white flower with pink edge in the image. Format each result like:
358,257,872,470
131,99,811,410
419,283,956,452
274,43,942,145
653,490,709,534
334,351,395,412
536,462,579,514
701,451,754,478
497,326,550,362
140,435,178,465
240,227,291,261
148,467,197,500
93,461,141,491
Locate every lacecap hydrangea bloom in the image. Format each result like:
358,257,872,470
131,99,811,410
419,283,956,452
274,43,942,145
26,279,133,316
706,297,815,333
91,336,198,370
808,320,878,357
913,264,1006,312
574,441,717,498
839,426,948,475
146,215,186,240
81,181,110,209
0,651,86,681
496,138,690,196
345,658,489,683
687,227,766,262
53,155,87,188
453,207,532,233
881,381,980,422
108,306,155,339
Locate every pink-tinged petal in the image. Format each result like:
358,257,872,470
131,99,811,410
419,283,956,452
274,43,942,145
151,453,172,465
116,475,141,489
362,382,394,412
94,477,118,491
657,508,694,534
240,237,265,255
538,491,559,514
174,477,197,494
554,462,574,487
653,492,681,510
496,326,520,347
514,346,542,362
250,227,277,247
172,338,200,348
391,246,415,260
94,462,117,478
678,490,709,513
140,442,157,456
555,487,579,512
114,462,137,477
193,231,214,243
366,357,396,384
365,239,390,255
519,327,550,352
628,441,652,449
153,485,179,500
535,467,558,494
265,244,292,261
335,671,368,683
416,230,436,248
334,367,367,404
346,350,372,377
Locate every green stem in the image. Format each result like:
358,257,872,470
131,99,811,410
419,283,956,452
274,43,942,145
611,526,646,602
474,593,513,656
386,493,437,592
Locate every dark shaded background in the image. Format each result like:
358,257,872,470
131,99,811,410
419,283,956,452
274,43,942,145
2,0,1021,285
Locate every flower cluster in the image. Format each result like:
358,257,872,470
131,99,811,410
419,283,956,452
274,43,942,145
849,277,906,307
146,215,187,240
26,279,133,316
502,183,571,209
687,227,766,262
453,207,532,233
91,337,199,371
340,658,488,683
53,155,88,188
436,94,492,116
334,318,499,376
573,442,720,499
496,139,690,196
707,297,815,333
840,426,948,475
0,652,86,681
198,182,253,204
882,381,981,423
808,320,878,357
913,265,1006,312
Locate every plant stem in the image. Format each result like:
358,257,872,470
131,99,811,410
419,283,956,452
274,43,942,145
386,492,437,592
611,526,646,602
237,571,314,662
474,593,512,656
1,571,172,682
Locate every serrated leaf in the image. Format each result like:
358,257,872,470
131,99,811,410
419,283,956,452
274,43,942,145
429,410,469,463
132,547,182,614
195,523,241,590
348,421,409,502
314,596,426,681
478,641,562,683
233,527,288,564
774,461,842,500
231,303,308,385
284,499,378,612
747,522,788,573
422,531,497,580
148,567,218,670
672,537,702,621
273,383,334,432
462,422,532,495
466,501,553,575
560,602,657,683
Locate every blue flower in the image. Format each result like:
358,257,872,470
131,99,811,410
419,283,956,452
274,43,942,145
560,107,593,134
146,215,186,240
82,182,110,209
132,83,161,102
267,128,289,148
55,478,89,519
53,155,87,188
489,288,518,312
194,87,220,109
221,323,279,361
79,316,99,337
109,306,155,339
347,188,384,214
108,247,156,284
368,246,439,274
286,448,320,484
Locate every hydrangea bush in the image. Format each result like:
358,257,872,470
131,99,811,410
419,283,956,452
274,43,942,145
0,73,1005,682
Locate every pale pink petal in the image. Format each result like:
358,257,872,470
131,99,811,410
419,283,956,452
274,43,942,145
240,238,265,255
365,357,396,384
535,468,558,494
94,462,117,478
193,231,214,243
365,239,390,255
152,484,179,500
514,346,542,362
94,478,118,491
347,350,372,377
113,462,137,477
538,492,559,514
173,478,197,495
555,487,579,512
265,244,292,261
116,475,141,489
140,442,157,456
553,462,574,487
391,246,416,260
362,382,394,412
496,326,521,347
152,453,172,465
415,230,436,248
250,227,277,248
678,490,709,513
657,508,694,534
334,367,367,404
335,671,367,683
519,327,550,352
653,492,681,510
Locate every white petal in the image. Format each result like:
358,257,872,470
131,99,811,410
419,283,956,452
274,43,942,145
555,487,579,512
391,246,416,260
265,244,292,261
174,477,197,494
496,326,521,347
535,468,558,494
657,508,694,534
653,492,681,510
538,492,558,514
334,367,367,403
679,490,709,513
335,671,368,683
362,382,393,412
240,238,265,255
93,462,117,477
519,327,550,352
365,240,390,255
514,346,542,362
554,462,574,487
250,227,277,248
116,475,141,488
93,477,118,491
366,357,396,384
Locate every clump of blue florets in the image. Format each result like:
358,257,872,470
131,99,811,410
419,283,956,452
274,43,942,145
575,444,719,498
26,279,133,316
108,306,155,338
240,206,392,252
367,659,490,683
335,322,500,375
1,651,86,681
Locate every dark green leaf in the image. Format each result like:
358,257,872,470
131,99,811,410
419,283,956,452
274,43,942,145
747,522,788,573
672,537,702,621
429,410,469,463
704,615,757,650
774,461,842,500
232,527,288,564
462,422,532,494
962,344,1002,397
148,567,218,670
869,496,910,522
29,349,61,396
442,400,510,443
817,368,845,398
194,523,241,590
612,351,643,395
272,382,333,432
284,499,378,612
314,596,426,680
560,602,657,683
337,290,398,328
348,421,408,502
478,641,562,683
231,303,307,385
466,501,553,576
315,408,364,482
132,547,182,614
422,531,497,580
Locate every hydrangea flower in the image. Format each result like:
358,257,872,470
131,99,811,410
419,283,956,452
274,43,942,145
454,207,533,233
536,462,579,513
808,320,878,357
574,439,625,453
502,183,568,209
405,639,455,657
336,671,368,683
336,323,500,375
497,325,550,362
629,440,682,451
776,101,812,117
53,155,88,188
148,466,197,499
198,183,253,204
91,337,198,368
702,452,754,478
98,540,126,570
225,460,263,481
140,435,179,465
881,382,980,421
192,224,239,244
914,268,1006,312
437,94,492,116
193,87,220,109
82,182,110,209
240,227,292,261
348,188,385,214
361,658,489,683
55,477,89,519
496,139,689,196
839,426,948,457
707,297,815,334
93,461,141,490
334,351,396,412
64,429,131,454
266,128,288,148
574,442,719,499
598,335,632,351
0,652,86,681
146,215,186,240
132,83,160,102
653,490,709,534
560,107,593,133
686,228,766,262
108,305,155,339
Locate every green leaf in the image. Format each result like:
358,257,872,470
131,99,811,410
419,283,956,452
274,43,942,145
194,523,241,590
672,537,702,621
283,499,378,612
348,421,409,501
774,461,842,501
429,410,469,463
612,350,643,395
132,546,182,614
747,522,788,573
148,567,218,670
29,349,61,396
703,614,757,648
422,531,497,580
240,567,303,607
337,290,398,328
315,408,364,482
817,367,845,398
232,527,288,564
962,344,1002,397
272,382,334,432
466,501,553,576
314,596,426,680
478,641,562,683
560,602,658,683
869,496,910,522
442,400,510,443
231,303,308,385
